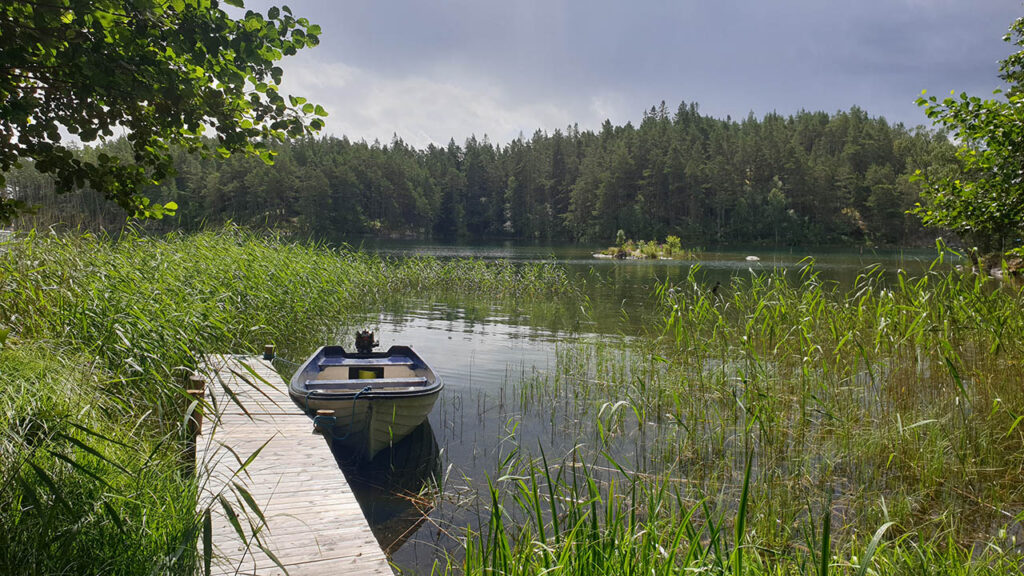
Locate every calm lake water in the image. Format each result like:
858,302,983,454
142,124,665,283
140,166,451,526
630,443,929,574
354,240,945,333
317,242,947,573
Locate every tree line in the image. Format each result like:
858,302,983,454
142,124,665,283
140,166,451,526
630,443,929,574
5,101,957,247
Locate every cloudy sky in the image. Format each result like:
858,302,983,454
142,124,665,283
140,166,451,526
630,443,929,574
245,0,1021,147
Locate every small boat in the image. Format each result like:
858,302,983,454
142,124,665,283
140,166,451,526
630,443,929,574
289,331,444,459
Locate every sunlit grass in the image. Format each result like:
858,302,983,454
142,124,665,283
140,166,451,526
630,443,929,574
3,228,1022,575
460,249,1024,574
0,226,574,576
0,345,197,574
460,447,1023,575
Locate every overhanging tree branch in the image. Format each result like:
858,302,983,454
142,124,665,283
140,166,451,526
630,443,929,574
0,0,327,224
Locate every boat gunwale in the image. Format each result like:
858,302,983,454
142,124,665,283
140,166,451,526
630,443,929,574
301,384,443,401
288,345,444,404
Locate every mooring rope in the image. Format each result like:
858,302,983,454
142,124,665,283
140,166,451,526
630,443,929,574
280,354,375,443
311,385,374,441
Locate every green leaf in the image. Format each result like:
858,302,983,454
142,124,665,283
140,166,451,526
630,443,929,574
257,544,289,574
102,500,126,533
234,482,268,526
734,449,753,576
66,421,132,450
819,502,831,576
47,450,114,489
56,432,131,475
856,522,896,576
0,0,323,221
28,461,71,511
218,495,246,541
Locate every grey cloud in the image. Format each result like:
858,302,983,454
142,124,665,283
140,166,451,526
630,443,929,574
245,0,1021,142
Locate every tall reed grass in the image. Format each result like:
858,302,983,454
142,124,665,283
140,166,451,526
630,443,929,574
0,227,574,576
462,249,1024,575
461,446,1023,575
5,227,1021,575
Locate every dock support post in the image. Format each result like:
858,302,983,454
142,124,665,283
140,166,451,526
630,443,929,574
263,344,275,360
184,374,206,472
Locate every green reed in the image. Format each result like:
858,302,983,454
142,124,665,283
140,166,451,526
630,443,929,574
458,435,1022,575
460,249,1023,574
0,227,574,576
5,227,1022,575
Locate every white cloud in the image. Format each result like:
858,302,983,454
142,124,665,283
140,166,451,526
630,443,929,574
278,57,630,147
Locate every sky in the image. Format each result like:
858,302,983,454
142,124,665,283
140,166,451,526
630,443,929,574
245,0,1022,148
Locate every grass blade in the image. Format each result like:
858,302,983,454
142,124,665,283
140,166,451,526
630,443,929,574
857,522,896,576
734,449,753,576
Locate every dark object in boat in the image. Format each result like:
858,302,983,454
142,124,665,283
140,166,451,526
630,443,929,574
355,330,379,354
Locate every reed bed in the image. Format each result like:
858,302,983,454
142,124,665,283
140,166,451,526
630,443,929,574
382,257,576,301
462,252,1024,575
4,228,1022,575
0,227,573,576
461,447,1024,575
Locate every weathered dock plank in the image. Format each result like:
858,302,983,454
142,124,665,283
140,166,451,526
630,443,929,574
196,355,394,576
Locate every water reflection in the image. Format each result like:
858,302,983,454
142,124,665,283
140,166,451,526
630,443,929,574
349,237,946,284
332,421,441,555
325,244,962,573
352,239,953,336
325,311,576,570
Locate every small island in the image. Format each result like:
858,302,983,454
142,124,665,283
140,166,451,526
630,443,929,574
595,231,701,260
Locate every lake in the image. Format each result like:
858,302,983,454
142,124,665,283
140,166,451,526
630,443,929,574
316,242,948,573
351,240,945,333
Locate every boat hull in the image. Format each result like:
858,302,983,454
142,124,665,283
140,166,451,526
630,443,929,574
294,389,441,459
288,345,443,459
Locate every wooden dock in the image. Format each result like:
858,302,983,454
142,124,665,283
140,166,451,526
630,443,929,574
195,355,394,576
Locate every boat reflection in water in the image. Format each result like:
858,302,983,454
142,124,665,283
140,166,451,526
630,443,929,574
331,420,441,554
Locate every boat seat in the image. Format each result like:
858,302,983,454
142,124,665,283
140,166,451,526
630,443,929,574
318,356,415,368
305,377,428,390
